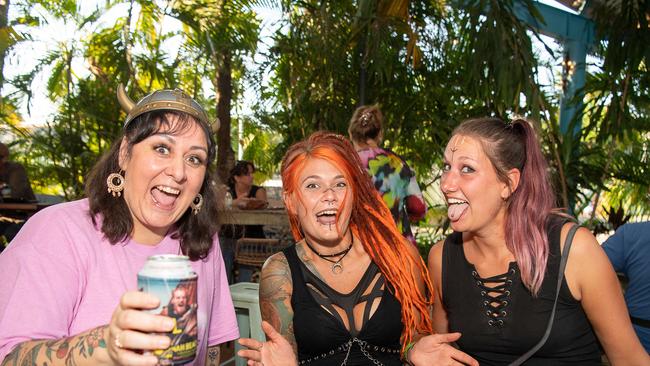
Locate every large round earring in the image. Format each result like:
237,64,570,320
107,172,125,197
191,193,203,215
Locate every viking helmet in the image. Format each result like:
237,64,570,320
117,84,218,131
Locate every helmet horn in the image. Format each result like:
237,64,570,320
117,83,135,113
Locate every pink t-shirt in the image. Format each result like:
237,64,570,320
0,199,239,363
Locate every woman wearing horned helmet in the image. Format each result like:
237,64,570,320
0,85,238,365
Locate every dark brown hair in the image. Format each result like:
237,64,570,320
85,110,218,261
227,160,255,187
348,104,383,144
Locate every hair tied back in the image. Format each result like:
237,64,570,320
360,111,372,127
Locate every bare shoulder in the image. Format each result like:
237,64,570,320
260,251,292,297
560,223,601,260
428,239,446,296
427,239,446,269
561,223,614,300
255,186,268,199
262,251,290,272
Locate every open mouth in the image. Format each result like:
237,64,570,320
151,185,181,209
315,209,338,225
447,197,468,221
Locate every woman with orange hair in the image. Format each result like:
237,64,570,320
238,132,477,366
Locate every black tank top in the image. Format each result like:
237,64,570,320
283,245,403,365
442,216,602,365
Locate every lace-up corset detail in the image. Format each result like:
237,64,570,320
472,265,516,327
441,225,603,364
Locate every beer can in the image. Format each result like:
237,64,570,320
138,254,198,366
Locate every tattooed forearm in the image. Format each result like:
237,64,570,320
260,252,297,352
205,345,220,366
1,325,109,366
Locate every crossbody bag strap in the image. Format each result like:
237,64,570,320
509,224,580,366
630,316,650,328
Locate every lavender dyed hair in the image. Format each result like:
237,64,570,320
452,117,556,295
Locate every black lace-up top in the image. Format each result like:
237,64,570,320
283,245,403,366
441,217,601,365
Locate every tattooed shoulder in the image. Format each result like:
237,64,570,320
260,251,292,299
295,242,324,281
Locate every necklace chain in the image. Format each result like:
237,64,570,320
304,234,354,274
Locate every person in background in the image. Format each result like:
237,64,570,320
225,160,268,237
238,132,477,366
0,142,37,244
219,160,268,283
602,221,650,353
0,85,238,365
0,142,36,203
348,104,426,246
429,117,650,364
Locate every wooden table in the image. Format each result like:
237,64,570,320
0,202,39,211
217,207,290,227
1,202,53,225
0,202,53,216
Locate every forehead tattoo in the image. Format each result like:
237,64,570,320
449,135,466,160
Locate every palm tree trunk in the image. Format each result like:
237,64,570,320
214,48,235,184
124,0,135,85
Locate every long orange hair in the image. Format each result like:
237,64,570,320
280,131,433,348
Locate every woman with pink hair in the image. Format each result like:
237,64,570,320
428,117,649,364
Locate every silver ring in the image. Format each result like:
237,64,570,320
114,334,124,349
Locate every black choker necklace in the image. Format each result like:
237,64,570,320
304,234,354,275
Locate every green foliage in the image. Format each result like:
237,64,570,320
555,0,650,217
0,27,24,55
236,116,281,182
0,0,648,223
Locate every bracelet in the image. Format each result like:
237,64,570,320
403,341,416,365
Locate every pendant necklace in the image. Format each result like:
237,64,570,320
304,234,354,275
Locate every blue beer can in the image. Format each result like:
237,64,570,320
138,254,198,366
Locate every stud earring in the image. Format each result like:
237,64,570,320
191,193,203,215
107,172,125,197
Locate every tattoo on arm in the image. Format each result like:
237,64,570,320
1,325,108,366
260,252,297,352
205,345,221,366
296,243,325,282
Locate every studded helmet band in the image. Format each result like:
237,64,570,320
116,83,218,131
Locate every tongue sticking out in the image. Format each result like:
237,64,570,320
316,215,337,225
448,203,468,221
152,188,177,208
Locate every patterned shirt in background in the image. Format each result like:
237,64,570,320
356,147,426,245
